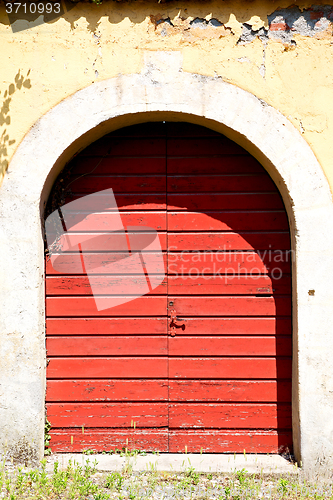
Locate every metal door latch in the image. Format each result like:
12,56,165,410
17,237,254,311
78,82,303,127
169,309,186,336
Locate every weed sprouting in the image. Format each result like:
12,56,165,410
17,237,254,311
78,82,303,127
1,456,333,499
82,448,96,455
278,477,290,494
224,484,231,497
185,465,200,485
235,467,249,486
105,471,124,491
93,493,111,500
52,461,70,495
44,417,52,456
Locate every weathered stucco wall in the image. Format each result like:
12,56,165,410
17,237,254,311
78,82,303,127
1,0,333,189
1,0,333,472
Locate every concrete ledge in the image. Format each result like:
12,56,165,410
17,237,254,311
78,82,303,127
46,453,299,476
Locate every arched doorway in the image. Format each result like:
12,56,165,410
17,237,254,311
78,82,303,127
45,122,292,453
2,59,333,467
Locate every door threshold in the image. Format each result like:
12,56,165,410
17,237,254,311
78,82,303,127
46,453,298,476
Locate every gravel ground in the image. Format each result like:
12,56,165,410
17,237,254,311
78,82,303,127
1,455,333,499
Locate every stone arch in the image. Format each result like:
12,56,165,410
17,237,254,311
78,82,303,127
1,52,333,469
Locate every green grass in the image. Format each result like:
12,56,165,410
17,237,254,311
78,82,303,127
0,457,333,499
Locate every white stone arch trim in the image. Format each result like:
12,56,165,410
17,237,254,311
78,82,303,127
1,51,333,469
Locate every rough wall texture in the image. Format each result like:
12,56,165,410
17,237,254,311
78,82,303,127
1,0,333,189
1,0,333,471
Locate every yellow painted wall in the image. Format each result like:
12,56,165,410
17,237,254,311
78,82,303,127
1,0,332,189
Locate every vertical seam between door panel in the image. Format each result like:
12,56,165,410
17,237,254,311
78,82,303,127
166,123,170,453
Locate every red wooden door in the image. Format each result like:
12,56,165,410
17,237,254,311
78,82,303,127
45,122,292,454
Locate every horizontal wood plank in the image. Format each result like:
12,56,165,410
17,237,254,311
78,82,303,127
167,138,248,156
46,276,167,296
168,276,291,295
46,232,166,253
169,358,292,379
168,232,291,251
169,296,291,317
80,137,166,157
46,336,291,357
46,296,168,317
65,194,167,211
168,193,285,210
168,211,289,231
47,402,168,428
60,197,287,217
168,175,275,193
60,212,166,232
163,318,292,336
168,336,292,356
46,296,291,318
48,357,291,379
46,317,290,336
69,175,167,194
49,429,168,452
168,251,292,274
70,157,166,175
169,403,291,429
45,379,291,402
46,252,167,275
46,336,167,356
47,357,168,379
167,156,263,174
49,428,292,454
168,380,292,402
46,380,169,402
46,276,290,296
168,430,292,453
46,318,168,335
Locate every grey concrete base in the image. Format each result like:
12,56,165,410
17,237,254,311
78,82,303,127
46,454,298,476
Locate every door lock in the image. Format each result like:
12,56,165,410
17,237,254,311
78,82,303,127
169,309,186,336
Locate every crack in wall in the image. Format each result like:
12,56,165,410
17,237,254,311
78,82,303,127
238,23,269,44
149,14,230,38
269,5,333,41
238,5,333,45
259,44,266,79
190,17,223,28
